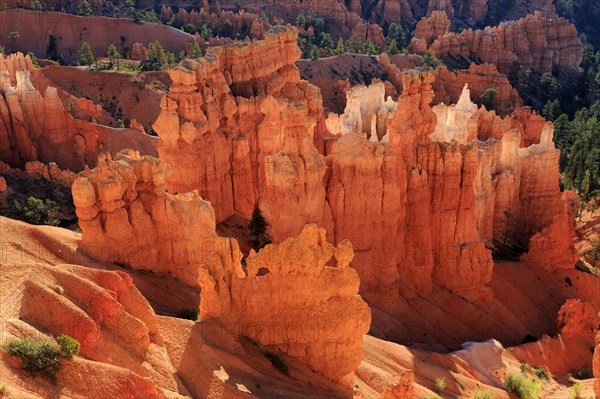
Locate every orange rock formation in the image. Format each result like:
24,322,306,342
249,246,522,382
321,76,580,337
595,332,600,398
0,53,156,171
432,63,523,116
0,9,196,63
153,26,329,241
72,150,216,287
411,11,583,74
199,224,371,384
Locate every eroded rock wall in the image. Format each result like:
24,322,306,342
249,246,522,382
198,224,371,384
0,53,156,171
154,26,330,241
432,64,523,116
72,150,216,287
411,11,583,74
323,76,576,308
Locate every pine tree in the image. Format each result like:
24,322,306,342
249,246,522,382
386,38,399,55
193,41,202,58
200,24,212,41
363,40,379,56
479,88,498,110
346,35,364,54
143,41,166,71
295,13,307,27
166,51,176,65
79,42,95,68
78,0,93,16
248,207,271,250
7,31,19,53
422,52,442,68
31,0,43,11
106,44,121,69
178,50,187,61
320,32,335,55
332,37,345,55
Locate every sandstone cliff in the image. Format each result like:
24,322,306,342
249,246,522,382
198,224,371,384
595,332,600,398
324,77,577,317
0,9,195,63
72,150,216,287
411,11,583,74
153,26,330,241
432,63,523,116
0,53,156,171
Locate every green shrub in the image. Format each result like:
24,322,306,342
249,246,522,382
56,335,79,358
568,382,584,399
455,377,466,389
0,383,10,398
520,362,530,373
434,377,446,394
263,350,289,376
471,389,493,399
533,365,549,380
504,373,542,399
14,197,60,226
3,339,60,384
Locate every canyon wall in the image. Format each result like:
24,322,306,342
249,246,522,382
199,224,371,384
323,76,577,311
0,53,156,171
72,150,216,287
595,332,600,398
149,30,579,345
411,11,583,74
432,64,523,116
0,9,196,63
153,26,330,241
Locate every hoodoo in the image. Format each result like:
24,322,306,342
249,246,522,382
1,2,599,398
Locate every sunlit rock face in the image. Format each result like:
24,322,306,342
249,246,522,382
0,52,156,171
322,74,576,310
72,150,217,287
325,80,395,143
153,26,329,242
410,11,583,74
198,224,371,385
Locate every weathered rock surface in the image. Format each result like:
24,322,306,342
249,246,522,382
72,150,216,287
595,332,600,398
432,64,523,116
326,80,395,142
412,11,583,74
380,370,415,398
410,11,451,53
350,23,386,49
555,298,599,344
198,224,371,384
323,76,577,316
0,9,196,63
0,53,156,171
154,26,329,241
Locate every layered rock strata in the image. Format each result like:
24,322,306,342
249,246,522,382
72,150,216,287
411,11,583,74
153,26,329,241
0,53,156,171
198,224,371,384
432,64,523,116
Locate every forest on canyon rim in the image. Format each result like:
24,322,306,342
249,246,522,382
0,0,599,398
